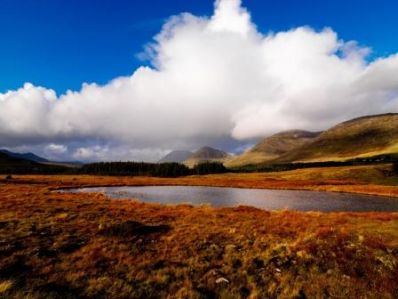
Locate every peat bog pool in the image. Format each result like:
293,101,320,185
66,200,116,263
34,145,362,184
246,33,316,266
63,186,398,212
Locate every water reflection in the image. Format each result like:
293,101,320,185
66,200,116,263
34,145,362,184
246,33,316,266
65,186,398,212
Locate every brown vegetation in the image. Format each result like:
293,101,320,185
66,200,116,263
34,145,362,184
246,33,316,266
1,165,398,298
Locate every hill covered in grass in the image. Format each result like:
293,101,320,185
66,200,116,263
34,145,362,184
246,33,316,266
276,113,398,163
225,130,320,167
0,152,37,169
0,149,49,163
229,113,398,167
0,152,67,174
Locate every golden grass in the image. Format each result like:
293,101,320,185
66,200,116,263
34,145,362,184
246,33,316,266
0,280,13,294
0,166,398,298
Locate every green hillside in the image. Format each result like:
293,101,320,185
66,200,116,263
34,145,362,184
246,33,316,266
225,130,320,167
277,113,398,163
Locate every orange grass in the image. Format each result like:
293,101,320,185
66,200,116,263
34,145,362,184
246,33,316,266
0,167,398,298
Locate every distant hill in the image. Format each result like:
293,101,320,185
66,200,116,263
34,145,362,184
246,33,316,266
0,151,37,168
158,150,193,163
0,149,48,163
184,146,229,167
0,149,81,168
225,130,320,167
0,151,68,174
276,113,398,163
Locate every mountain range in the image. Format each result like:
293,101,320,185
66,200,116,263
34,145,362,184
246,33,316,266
226,113,398,167
0,149,81,169
1,113,398,171
0,149,49,163
158,113,398,168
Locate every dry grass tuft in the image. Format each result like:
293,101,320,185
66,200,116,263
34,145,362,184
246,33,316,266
0,280,13,294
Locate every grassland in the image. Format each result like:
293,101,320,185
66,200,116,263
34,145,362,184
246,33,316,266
1,164,398,298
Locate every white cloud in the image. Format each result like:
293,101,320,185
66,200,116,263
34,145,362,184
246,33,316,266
72,145,169,162
45,143,67,154
1,0,398,161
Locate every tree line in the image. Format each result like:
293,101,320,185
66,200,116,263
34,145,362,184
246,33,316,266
79,161,227,177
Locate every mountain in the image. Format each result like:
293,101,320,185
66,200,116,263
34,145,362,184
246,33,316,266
158,150,193,163
0,149,48,163
190,146,228,160
0,149,82,168
0,151,37,168
0,151,69,174
276,113,398,163
225,130,320,167
184,146,229,167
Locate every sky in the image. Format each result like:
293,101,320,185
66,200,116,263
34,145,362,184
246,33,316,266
1,0,398,162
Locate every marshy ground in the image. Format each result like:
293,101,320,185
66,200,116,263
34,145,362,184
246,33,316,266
0,164,398,298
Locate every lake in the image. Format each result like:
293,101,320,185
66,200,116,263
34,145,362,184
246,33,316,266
63,185,398,212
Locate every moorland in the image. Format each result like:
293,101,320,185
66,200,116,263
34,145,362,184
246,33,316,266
1,163,398,298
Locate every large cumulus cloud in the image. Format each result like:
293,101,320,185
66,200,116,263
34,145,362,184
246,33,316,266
1,0,398,161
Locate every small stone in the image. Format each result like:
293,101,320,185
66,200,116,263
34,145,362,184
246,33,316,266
215,277,229,284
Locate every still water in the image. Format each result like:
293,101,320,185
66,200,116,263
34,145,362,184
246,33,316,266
64,185,398,212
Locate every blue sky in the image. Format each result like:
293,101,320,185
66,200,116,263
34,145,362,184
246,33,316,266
1,0,397,94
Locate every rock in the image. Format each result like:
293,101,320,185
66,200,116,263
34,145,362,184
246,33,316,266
215,277,229,284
